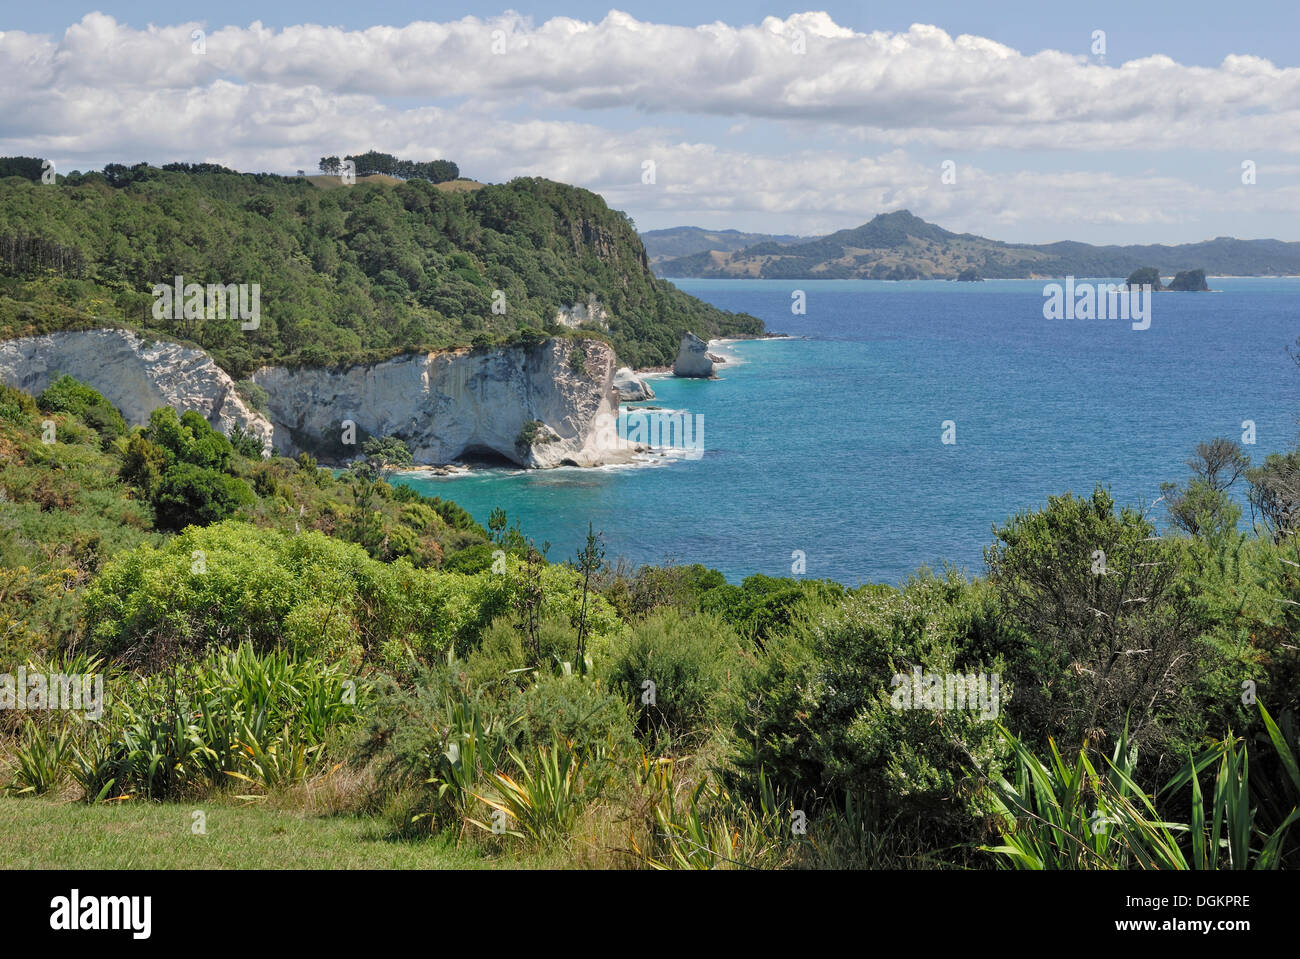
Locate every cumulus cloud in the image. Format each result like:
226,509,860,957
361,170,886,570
6,12,1298,150
0,10,1296,236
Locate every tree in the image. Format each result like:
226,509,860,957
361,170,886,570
1160,479,1241,538
346,151,397,177
120,434,169,496
36,374,126,444
0,156,46,181
347,435,413,485
424,159,459,183
572,522,605,674
985,487,1207,753
513,542,548,668
1160,438,1250,538
343,434,412,515
152,463,255,532
1187,437,1250,491
487,507,527,552
1248,451,1300,542
488,507,507,544
227,424,264,459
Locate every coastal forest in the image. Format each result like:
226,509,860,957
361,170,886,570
0,159,760,375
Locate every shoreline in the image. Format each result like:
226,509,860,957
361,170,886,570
400,333,778,477
634,330,787,377
392,445,697,482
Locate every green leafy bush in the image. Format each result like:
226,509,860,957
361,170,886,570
511,672,635,758
985,487,1215,761
152,462,255,532
604,610,742,748
731,573,1010,851
0,382,38,423
82,521,524,669
83,522,386,665
36,374,126,443
700,573,846,646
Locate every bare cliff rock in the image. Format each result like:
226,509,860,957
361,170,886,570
612,367,655,401
673,331,715,378
554,295,611,331
253,338,628,468
0,330,631,470
0,328,273,450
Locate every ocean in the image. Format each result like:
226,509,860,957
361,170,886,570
397,278,1300,585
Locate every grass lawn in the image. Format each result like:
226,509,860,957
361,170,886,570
0,798,519,869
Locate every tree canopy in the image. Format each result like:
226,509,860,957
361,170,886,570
0,160,761,375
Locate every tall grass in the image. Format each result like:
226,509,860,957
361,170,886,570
7,643,362,802
980,704,1300,869
471,736,594,843
633,759,795,869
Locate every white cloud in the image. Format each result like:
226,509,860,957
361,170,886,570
5,12,1299,150
1,11,1297,239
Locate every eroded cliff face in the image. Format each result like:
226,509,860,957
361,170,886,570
0,329,274,450
252,338,626,468
0,329,625,469
673,331,715,378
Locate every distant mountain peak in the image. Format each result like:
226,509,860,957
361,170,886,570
652,213,1299,280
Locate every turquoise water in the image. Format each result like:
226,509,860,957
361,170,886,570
399,278,1299,585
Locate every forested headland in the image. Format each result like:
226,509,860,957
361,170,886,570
0,158,761,376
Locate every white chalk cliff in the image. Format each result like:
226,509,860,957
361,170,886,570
0,330,630,469
673,331,715,378
0,329,274,450
253,338,626,468
553,295,611,331
613,367,655,401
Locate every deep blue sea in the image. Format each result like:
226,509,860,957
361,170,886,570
398,278,1300,585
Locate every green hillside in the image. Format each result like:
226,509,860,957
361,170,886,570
639,225,810,267
0,163,762,375
658,209,1300,279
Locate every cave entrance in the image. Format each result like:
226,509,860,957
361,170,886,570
456,445,521,468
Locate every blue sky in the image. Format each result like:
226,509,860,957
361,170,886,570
3,3,1298,243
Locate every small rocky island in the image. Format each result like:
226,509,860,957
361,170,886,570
1124,266,1211,291
956,268,984,282
1169,268,1212,291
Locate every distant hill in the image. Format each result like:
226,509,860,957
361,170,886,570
655,210,1300,279
640,226,812,269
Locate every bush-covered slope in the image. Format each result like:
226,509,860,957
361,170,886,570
0,165,762,375
0,379,486,660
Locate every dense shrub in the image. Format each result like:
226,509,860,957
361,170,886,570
442,542,502,574
148,408,234,471
227,423,265,459
80,522,586,671
36,374,126,442
152,463,255,532
700,573,846,646
604,610,743,747
985,487,1216,759
0,382,37,423
731,573,1011,848
83,522,382,666
510,672,636,758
